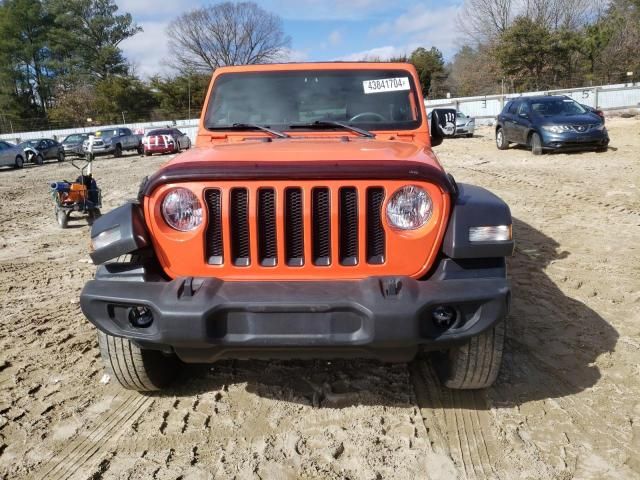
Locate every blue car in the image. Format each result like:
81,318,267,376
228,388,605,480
495,95,609,155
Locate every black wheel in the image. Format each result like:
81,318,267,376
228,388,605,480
185,139,191,150
530,132,543,155
496,128,509,150
145,151,152,157
14,155,24,169
596,146,608,153
57,151,65,162
97,330,179,391
466,133,473,138
436,319,506,389
114,144,122,158
137,144,144,155
56,208,69,228
35,154,44,165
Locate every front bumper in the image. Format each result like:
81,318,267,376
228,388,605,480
84,145,113,155
80,269,510,363
63,145,84,156
540,129,609,150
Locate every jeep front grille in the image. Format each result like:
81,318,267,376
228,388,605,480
204,185,386,269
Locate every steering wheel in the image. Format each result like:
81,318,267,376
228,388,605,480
349,112,386,122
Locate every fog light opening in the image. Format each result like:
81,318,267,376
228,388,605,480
432,306,457,330
128,306,153,328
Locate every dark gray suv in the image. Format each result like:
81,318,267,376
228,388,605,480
495,95,609,155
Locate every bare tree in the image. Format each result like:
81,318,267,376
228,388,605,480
457,0,515,43
458,0,609,42
167,1,291,72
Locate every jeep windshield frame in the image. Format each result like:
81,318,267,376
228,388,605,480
203,69,423,134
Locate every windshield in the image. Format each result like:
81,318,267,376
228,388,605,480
94,129,117,139
20,140,40,148
531,98,587,117
64,134,86,143
205,69,421,132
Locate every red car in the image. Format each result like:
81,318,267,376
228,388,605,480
143,128,191,156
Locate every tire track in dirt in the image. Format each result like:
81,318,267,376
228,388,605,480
508,338,634,456
410,361,499,479
33,391,153,480
457,165,640,218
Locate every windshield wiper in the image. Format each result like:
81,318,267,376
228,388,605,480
208,123,290,138
289,120,375,138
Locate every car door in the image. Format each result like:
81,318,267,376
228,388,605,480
502,100,520,142
173,129,184,148
513,101,532,144
46,140,57,159
121,128,133,148
0,142,10,166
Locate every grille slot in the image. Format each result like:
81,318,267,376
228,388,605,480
230,188,250,266
258,188,277,266
366,187,385,264
285,188,304,266
204,189,223,265
312,187,331,266
339,187,358,266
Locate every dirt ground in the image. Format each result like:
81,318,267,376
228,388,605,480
0,117,638,480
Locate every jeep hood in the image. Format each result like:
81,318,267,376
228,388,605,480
163,138,442,169
142,138,453,197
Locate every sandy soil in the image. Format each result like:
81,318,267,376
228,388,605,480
0,117,638,480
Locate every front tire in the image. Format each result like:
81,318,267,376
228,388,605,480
437,319,506,389
56,208,68,228
496,128,508,150
97,331,179,391
14,155,24,169
530,132,543,155
35,154,44,165
57,152,65,162
114,144,122,158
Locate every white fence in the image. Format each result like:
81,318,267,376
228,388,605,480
0,118,200,144
2,82,639,143
426,83,640,123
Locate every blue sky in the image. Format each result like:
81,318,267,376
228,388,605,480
119,0,465,78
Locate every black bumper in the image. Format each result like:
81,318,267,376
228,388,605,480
80,268,510,363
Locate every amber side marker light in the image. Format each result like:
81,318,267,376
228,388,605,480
469,225,512,242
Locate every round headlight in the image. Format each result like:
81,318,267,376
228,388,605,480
386,185,433,230
162,188,203,231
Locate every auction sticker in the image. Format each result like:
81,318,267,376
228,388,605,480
363,77,410,94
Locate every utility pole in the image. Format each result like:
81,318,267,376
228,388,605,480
188,72,192,119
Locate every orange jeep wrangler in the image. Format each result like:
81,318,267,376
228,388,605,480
81,63,514,391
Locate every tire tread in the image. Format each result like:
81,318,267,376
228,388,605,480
97,331,178,391
443,319,506,390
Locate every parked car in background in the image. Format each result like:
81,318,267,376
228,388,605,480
62,133,91,157
83,128,143,157
18,138,65,164
455,111,475,137
0,141,25,169
143,128,191,156
495,95,609,155
582,104,606,123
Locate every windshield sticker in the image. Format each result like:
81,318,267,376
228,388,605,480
363,77,410,94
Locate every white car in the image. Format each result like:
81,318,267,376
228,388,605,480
456,111,476,137
0,140,26,169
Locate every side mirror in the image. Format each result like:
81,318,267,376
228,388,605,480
430,108,457,147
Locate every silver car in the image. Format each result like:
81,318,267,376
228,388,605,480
456,111,475,137
0,140,25,169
